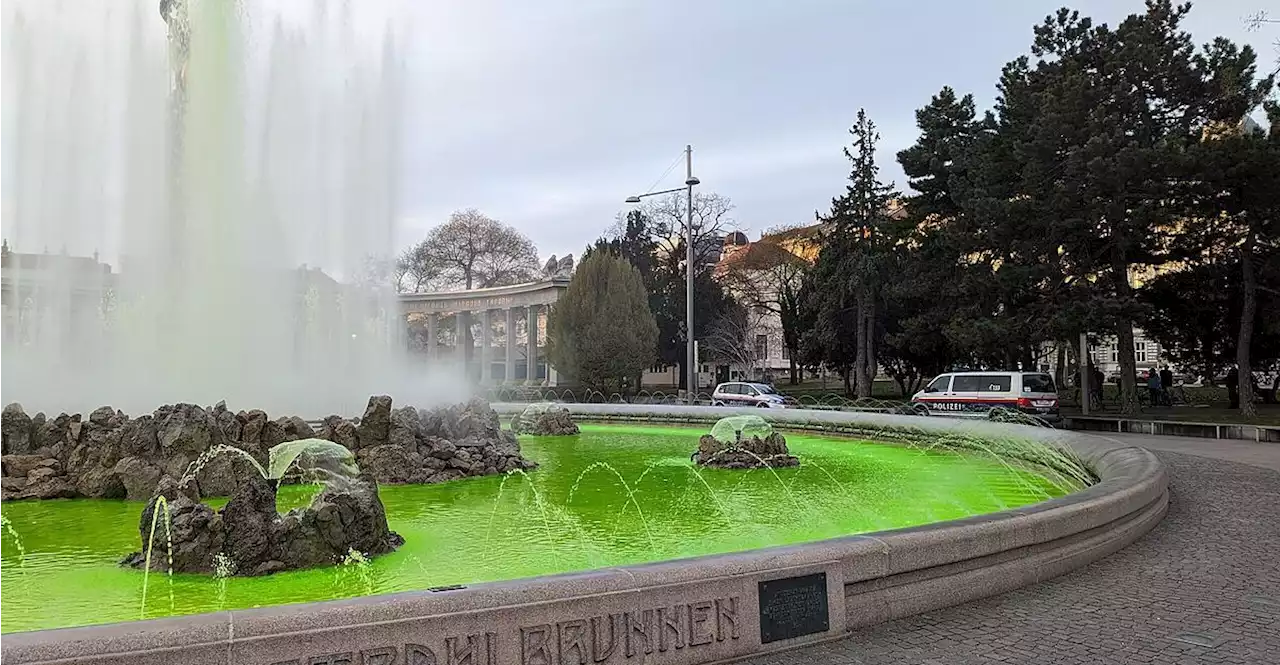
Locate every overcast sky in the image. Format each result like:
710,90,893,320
2,2,1269,268
398,0,1276,260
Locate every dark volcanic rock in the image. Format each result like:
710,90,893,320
319,415,359,450
4,396,536,501
694,432,799,469
2,403,33,455
18,473,78,499
2,454,49,478
239,410,269,446
114,456,164,501
156,403,223,457
122,472,403,577
510,404,580,436
388,406,421,448
356,395,393,449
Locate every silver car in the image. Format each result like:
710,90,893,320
711,382,792,408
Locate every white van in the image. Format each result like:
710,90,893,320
910,371,1060,422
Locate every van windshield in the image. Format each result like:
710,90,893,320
1022,374,1056,393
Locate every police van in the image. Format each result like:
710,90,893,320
910,371,1060,422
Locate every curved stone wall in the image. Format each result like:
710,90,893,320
2,405,1168,665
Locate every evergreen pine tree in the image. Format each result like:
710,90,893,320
546,252,658,394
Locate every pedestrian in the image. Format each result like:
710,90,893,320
1091,366,1104,406
1226,366,1240,410
1146,369,1163,407
1157,365,1172,401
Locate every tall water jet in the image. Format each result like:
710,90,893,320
1,0,458,416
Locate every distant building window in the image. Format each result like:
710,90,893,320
781,344,790,360
1135,341,1147,363
755,334,768,360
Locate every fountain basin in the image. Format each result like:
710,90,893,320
0,405,1167,665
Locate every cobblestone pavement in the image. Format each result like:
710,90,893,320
743,452,1280,664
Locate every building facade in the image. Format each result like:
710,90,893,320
1,241,115,348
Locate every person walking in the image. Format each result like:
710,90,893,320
1091,366,1105,409
1146,369,1163,407
1159,366,1174,405
1226,366,1240,410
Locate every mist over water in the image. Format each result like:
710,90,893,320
2,0,465,416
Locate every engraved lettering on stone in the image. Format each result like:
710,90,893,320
715,597,739,641
522,624,554,665
624,609,653,657
590,614,619,662
447,633,484,665
511,596,739,665
407,643,438,665
308,653,354,665
763,585,820,633
687,600,714,646
657,605,685,652
557,619,588,665
361,647,398,665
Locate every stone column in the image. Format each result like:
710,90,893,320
455,310,467,364
480,309,494,385
426,312,438,360
525,304,539,385
505,307,517,384
543,304,556,386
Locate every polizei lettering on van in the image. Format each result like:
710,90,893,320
912,398,1016,413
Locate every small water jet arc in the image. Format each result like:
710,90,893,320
0,514,27,568
121,441,402,577
694,416,799,469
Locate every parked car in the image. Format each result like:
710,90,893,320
711,382,795,408
910,371,1061,422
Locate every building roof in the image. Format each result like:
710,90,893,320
1,241,112,276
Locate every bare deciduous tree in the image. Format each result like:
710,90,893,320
395,243,438,293
717,229,813,383
399,209,540,292
640,191,738,268
702,305,773,382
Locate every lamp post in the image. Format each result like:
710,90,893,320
626,145,700,404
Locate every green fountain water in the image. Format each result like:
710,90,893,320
0,424,1074,633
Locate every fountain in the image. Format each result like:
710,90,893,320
0,0,456,418
0,1,1170,661
121,443,404,576
694,415,799,469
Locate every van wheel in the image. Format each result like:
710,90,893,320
711,400,724,407
913,404,930,417
756,402,770,408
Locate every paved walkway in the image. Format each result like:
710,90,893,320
1089,432,1280,473
742,439,1280,664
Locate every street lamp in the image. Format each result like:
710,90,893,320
627,145,700,404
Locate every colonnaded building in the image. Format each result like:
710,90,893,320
0,241,569,387
1,239,1175,392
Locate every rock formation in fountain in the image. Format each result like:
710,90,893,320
510,403,580,436
120,466,404,576
694,415,799,469
1,396,536,501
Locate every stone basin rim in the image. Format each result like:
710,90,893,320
1,404,1169,665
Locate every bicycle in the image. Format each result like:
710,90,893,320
1070,386,1103,412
